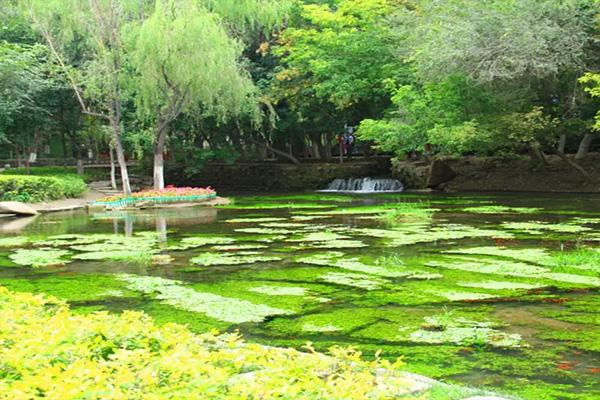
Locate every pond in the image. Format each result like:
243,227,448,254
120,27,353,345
0,193,599,400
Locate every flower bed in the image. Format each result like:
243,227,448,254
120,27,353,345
95,186,217,208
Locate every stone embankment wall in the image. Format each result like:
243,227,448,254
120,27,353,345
168,158,391,192
394,153,600,192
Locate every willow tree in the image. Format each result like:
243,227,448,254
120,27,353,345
22,0,145,194
132,0,290,190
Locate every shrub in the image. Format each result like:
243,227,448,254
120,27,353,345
0,287,419,399
0,173,86,202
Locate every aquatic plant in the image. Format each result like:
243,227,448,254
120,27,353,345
0,237,30,248
409,315,524,348
225,217,287,223
190,252,282,266
9,248,71,268
297,253,407,277
0,286,435,399
320,272,385,289
211,244,268,251
356,224,513,246
429,256,600,287
168,236,236,250
501,221,591,234
302,323,340,332
235,227,296,235
73,250,156,265
428,290,498,301
379,202,437,226
117,274,292,323
461,205,542,214
457,280,543,290
445,246,551,263
248,286,307,296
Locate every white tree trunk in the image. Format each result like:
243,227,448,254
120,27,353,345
109,145,117,190
575,133,594,160
113,134,131,195
557,133,567,154
153,122,168,190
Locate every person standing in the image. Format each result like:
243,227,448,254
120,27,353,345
346,127,355,159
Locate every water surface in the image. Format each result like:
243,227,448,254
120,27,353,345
1,193,599,399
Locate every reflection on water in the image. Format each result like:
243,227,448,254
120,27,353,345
0,206,218,238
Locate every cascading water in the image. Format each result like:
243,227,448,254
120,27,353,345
319,177,404,193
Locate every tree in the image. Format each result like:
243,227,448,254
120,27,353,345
22,0,144,194
359,0,600,162
400,0,596,85
131,0,269,190
269,0,407,159
0,41,57,162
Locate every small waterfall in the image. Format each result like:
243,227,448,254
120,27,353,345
319,177,404,193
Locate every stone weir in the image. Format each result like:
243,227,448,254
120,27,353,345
167,158,392,192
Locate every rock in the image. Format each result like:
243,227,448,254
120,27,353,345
394,161,429,189
0,201,39,216
427,160,457,188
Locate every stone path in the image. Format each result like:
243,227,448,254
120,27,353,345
30,187,105,213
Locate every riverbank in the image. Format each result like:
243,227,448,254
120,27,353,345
395,153,600,193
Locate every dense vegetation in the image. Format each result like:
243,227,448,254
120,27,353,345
0,167,86,202
1,0,598,193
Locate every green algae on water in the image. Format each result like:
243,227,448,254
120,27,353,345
118,274,292,323
9,248,71,268
190,252,282,266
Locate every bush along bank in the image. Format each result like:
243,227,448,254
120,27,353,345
0,173,87,202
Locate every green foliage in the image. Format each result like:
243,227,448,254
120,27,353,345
0,172,86,202
131,0,261,124
579,72,600,131
358,76,504,155
401,0,596,84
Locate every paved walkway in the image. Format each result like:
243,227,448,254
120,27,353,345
30,187,105,213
